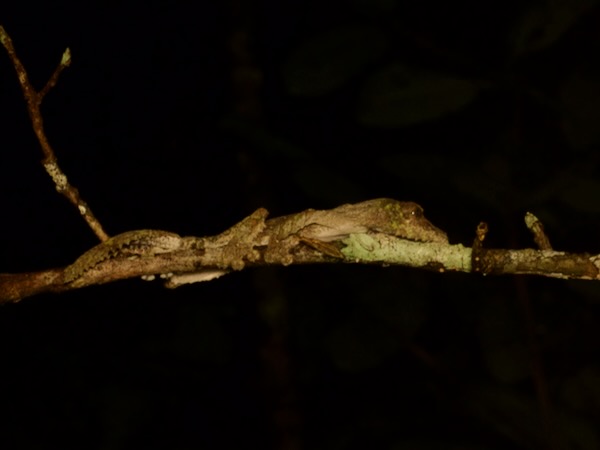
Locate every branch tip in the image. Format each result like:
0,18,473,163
1,26,107,241
525,212,552,250
61,48,71,66
0,25,7,43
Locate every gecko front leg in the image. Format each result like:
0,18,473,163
180,207,269,272
166,208,270,288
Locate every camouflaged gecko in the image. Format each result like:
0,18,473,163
63,208,269,283
64,199,447,283
63,229,184,282
259,198,448,264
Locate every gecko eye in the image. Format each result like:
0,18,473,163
410,206,423,217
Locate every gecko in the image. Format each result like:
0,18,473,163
63,208,269,283
260,198,448,264
64,199,447,283
63,229,184,282
263,199,446,243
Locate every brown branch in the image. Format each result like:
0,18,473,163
525,212,553,250
0,25,108,241
1,210,600,304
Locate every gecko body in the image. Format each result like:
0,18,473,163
64,230,183,282
64,199,447,283
263,199,447,243
260,199,447,264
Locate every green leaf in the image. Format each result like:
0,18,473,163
357,64,485,127
283,25,386,96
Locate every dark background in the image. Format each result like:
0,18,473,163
1,1,600,449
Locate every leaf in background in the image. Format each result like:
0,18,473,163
560,70,600,150
357,64,485,127
283,25,386,96
509,0,596,56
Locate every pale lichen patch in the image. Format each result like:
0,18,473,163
43,162,68,191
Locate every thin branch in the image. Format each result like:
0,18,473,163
0,25,108,241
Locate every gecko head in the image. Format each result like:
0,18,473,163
381,200,448,244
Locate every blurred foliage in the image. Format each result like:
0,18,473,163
357,64,488,127
283,25,387,96
509,0,596,55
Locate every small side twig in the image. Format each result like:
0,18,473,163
525,212,552,250
0,25,108,241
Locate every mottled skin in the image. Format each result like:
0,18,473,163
263,199,447,243
261,199,447,264
64,230,182,282
64,199,447,282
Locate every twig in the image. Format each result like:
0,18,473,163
525,212,552,250
0,25,108,241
